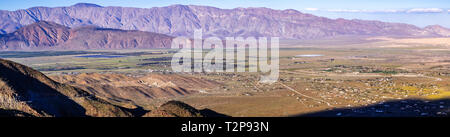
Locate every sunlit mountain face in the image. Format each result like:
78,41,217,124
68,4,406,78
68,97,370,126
0,0,448,28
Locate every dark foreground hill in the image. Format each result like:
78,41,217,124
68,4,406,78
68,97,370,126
0,58,134,117
296,99,450,117
143,101,229,117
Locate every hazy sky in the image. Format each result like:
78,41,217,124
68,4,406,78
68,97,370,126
0,0,449,27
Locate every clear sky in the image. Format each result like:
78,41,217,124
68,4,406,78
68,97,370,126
0,0,449,27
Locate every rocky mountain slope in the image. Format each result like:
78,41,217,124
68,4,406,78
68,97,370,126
0,58,224,117
0,3,449,40
0,58,133,117
0,21,172,50
50,73,220,107
143,101,229,117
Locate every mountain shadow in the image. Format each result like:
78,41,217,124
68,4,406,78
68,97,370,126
143,100,230,117
200,108,231,117
0,108,34,117
295,99,450,117
0,59,86,116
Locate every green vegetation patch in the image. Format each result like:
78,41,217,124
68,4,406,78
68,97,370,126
0,51,104,58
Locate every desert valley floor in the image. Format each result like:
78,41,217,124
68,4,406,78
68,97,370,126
2,37,450,117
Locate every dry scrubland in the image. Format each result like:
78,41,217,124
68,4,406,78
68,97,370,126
3,37,450,117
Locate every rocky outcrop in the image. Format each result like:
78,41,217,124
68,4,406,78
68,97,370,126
0,58,133,117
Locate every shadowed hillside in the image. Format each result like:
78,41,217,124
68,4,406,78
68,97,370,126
296,99,450,117
143,101,229,117
0,3,449,40
0,108,34,117
0,58,133,117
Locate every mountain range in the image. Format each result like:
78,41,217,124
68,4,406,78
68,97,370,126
0,3,449,50
0,21,172,50
0,58,133,116
1,3,450,38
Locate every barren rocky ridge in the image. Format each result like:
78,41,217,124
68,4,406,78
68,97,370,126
1,3,449,40
0,21,172,50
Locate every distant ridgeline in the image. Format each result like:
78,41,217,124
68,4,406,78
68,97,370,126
0,3,448,50
0,21,173,50
0,58,226,117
